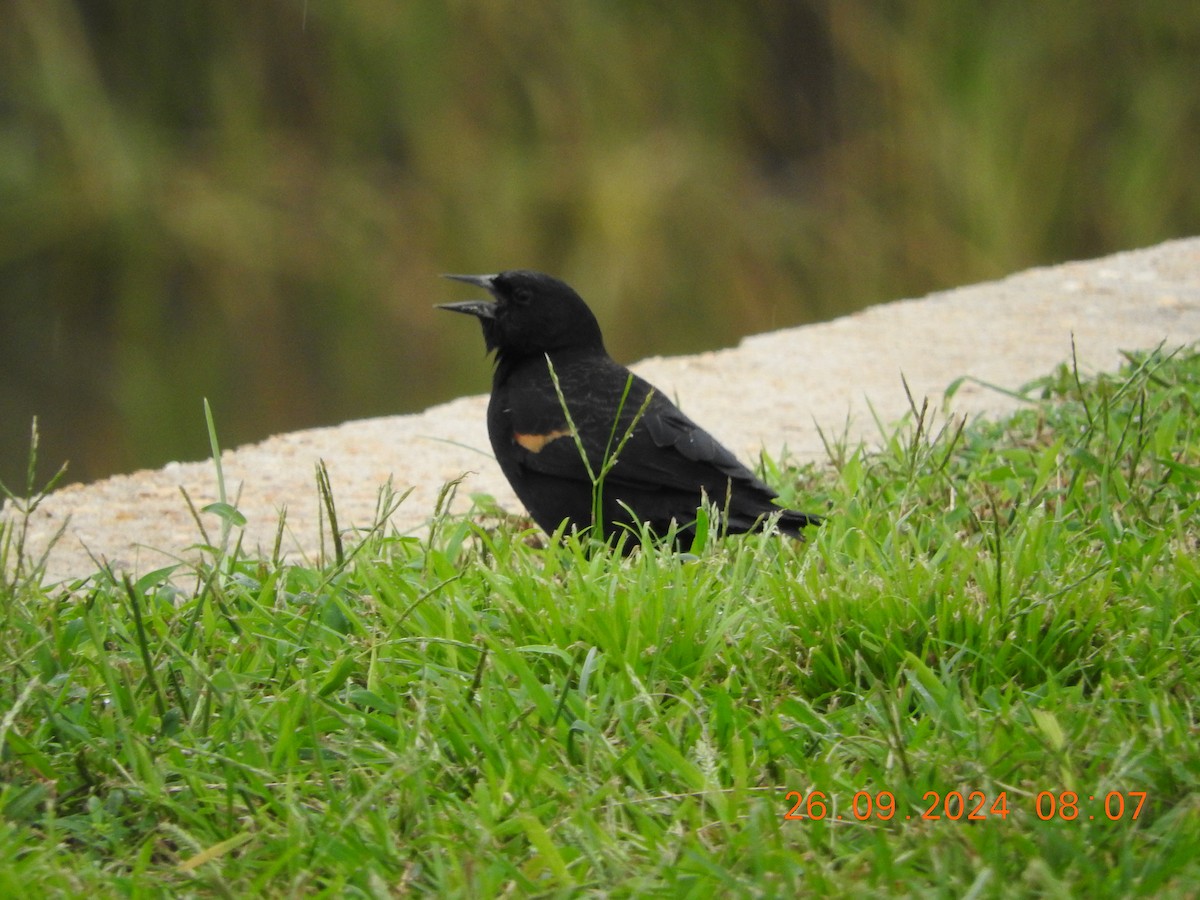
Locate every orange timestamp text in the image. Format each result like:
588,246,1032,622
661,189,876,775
783,790,1147,822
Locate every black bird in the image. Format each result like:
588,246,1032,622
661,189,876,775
438,270,822,548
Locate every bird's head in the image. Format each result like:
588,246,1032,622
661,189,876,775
438,270,605,358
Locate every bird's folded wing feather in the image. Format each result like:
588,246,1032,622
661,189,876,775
509,372,775,499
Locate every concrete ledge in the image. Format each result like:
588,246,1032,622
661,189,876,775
6,238,1199,582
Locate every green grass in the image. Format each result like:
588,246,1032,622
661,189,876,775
2,346,1198,897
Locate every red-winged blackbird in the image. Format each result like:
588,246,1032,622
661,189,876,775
439,270,822,547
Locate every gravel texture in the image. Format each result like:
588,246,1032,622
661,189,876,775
5,238,1198,583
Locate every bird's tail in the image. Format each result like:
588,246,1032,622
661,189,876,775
724,505,823,538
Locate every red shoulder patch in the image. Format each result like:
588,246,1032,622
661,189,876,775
514,428,573,453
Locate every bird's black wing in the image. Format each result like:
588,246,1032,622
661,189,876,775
504,357,777,500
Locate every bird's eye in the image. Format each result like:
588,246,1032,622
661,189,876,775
511,288,532,306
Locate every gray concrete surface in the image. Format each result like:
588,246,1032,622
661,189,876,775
5,237,1198,583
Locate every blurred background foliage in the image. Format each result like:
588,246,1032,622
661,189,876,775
1,1,1198,489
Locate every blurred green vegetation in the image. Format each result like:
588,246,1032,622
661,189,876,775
1,1,1198,489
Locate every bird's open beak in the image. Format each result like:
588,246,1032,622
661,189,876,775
437,298,496,319
437,274,499,319
442,273,497,291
